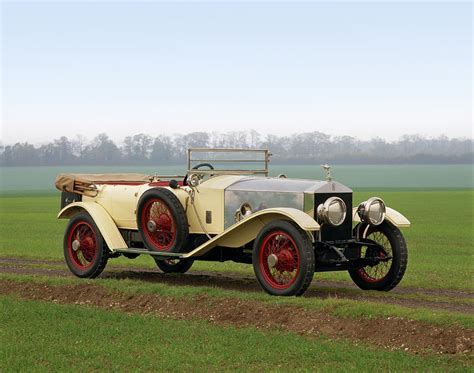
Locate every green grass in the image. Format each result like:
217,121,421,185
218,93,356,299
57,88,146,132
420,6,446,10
1,190,472,290
1,164,473,193
1,296,471,372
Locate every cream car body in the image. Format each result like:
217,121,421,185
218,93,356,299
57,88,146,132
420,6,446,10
58,174,409,253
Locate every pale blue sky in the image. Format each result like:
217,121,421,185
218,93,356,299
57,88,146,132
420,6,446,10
1,1,472,144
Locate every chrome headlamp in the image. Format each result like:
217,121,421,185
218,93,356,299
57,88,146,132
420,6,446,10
357,197,386,226
187,173,201,187
317,197,347,226
234,202,253,222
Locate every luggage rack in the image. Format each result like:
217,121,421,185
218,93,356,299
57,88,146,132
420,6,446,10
187,148,271,176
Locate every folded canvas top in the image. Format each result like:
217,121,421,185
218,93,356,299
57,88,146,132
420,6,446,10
55,173,152,196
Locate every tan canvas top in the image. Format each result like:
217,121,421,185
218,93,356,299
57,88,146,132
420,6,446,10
55,173,152,196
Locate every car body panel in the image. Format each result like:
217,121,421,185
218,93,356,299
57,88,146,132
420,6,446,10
224,178,351,229
180,207,320,258
57,201,128,250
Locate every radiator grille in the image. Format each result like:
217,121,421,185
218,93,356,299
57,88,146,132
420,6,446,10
314,193,352,241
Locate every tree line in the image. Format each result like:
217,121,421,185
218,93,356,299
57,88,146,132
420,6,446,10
0,131,472,166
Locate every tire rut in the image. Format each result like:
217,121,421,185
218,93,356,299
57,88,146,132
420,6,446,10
1,256,472,299
1,260,473,314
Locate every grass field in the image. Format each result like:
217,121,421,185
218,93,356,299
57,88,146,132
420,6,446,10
1,189,473,371
1,296,470,372
1,164,473,193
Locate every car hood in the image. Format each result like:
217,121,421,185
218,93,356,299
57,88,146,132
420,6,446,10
225,177,352,194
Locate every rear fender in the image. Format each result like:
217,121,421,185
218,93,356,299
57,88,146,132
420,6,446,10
182,207,319,258
352,206,411,228
58,202,127,250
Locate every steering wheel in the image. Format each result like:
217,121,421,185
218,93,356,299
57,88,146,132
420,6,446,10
184,163,214,186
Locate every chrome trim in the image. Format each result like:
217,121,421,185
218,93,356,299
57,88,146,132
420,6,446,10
321,164,332,181
187,173,201,187
316,197,347,226
224,190,304,228
234,202,253,222
357,197,386,226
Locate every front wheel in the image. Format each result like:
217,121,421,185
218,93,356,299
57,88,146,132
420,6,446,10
64,213,109,278
154,258,194,273
253,220,315,296
349,221,408,291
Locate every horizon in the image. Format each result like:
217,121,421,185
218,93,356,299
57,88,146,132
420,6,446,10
1,130,472,169
2,2,472,144
0,130,472,148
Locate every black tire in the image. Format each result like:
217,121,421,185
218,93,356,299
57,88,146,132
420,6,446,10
63,213,109,278
154,258,194,273
349,221,408,291
137,188,189,253
252,220,315,296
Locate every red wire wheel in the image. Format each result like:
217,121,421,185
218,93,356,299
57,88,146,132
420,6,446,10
137,188,189,253
67,221,97,270
63,213,109,278
253,220,315,296
141,198,177,251
349,222,408,291
259,231,300,289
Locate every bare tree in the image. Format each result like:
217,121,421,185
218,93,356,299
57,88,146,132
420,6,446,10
1,130,472,166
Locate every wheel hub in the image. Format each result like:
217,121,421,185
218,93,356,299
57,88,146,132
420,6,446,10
72,239,81,252
267,254,278,268
156,214,172,229
147,220,157,232
275,249,295,272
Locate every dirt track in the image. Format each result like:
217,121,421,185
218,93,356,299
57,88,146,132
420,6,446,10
1,257,473,314
1,278,472,356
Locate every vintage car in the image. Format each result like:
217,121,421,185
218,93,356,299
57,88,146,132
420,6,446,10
55,148,410,296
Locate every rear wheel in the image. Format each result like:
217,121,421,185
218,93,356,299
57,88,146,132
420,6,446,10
64,213,108,278
154,258,194,273
253,220,315,296
349,221,408,291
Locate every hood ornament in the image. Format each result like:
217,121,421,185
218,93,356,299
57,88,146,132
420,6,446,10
321,164,332,181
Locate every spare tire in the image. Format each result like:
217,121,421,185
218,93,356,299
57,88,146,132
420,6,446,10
137,188,189,253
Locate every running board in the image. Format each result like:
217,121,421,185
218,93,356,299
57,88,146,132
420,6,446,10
112,248,185,259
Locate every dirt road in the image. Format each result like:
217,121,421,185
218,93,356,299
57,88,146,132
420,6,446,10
1,256,472,314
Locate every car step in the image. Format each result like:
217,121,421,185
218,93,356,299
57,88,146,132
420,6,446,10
112,248,185,259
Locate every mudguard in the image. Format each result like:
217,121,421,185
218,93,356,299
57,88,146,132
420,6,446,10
181,207,320,258
352,206,411,228
57,202,127,250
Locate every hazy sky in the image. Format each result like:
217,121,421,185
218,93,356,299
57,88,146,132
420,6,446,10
1,1,472,145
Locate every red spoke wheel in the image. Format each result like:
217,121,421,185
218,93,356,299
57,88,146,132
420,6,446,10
349,221,408,291
141,198,177,250
137,188,189,253
259,231,300,289
253,220,315,296
64,213,108,278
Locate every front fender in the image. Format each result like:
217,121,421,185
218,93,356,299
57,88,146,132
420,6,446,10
58,202,127,250
352,206,411,228
181,207,319,258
